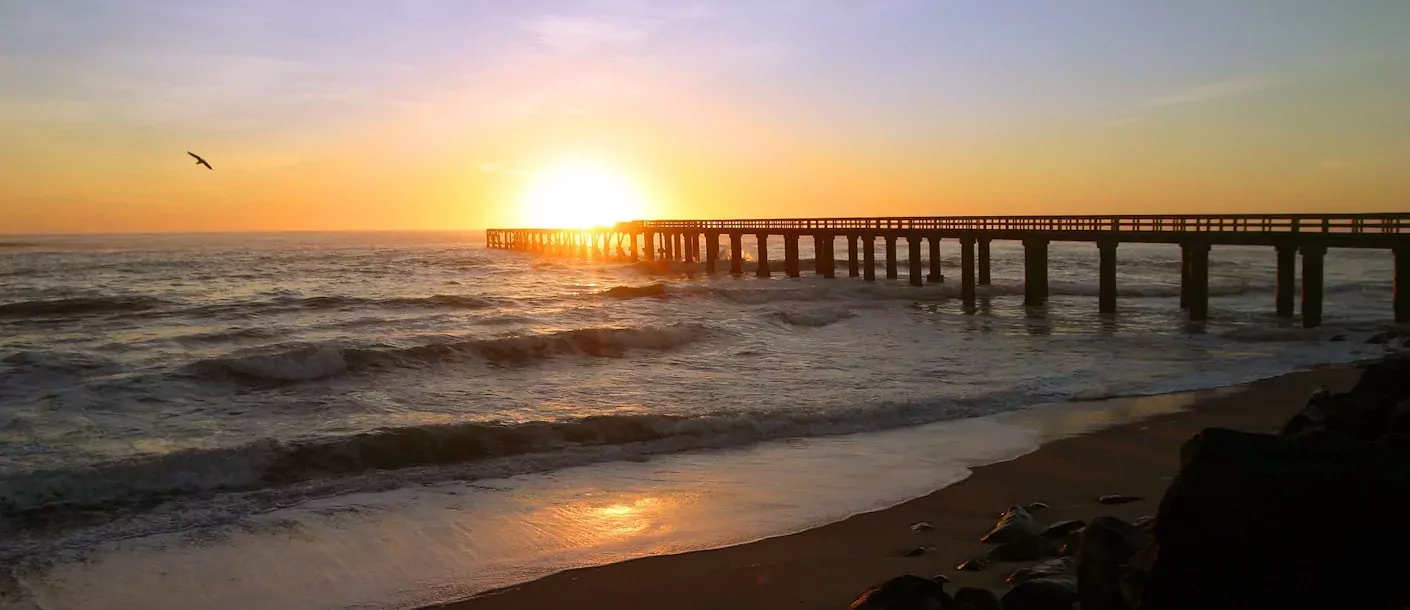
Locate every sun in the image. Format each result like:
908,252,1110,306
519,159,650,229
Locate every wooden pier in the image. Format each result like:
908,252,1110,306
486,214,1410,328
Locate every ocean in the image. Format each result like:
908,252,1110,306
0,231,1397,609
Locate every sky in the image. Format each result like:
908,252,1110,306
2,0,1409,233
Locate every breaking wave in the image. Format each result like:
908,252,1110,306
182,325,710,382
0,296,169,318
770,307,856,328
0,393,1012,518
603,283,669,300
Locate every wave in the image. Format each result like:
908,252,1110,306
1,350,115,374
603,283,669,300
269,294,498,311
771,307,855,328
0,392,1012,518
182,325,708,382
0,296,169,318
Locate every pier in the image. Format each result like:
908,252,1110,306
486,214,1410,328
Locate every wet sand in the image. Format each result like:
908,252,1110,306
436,366,1362,610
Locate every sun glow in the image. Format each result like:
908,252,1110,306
518,159,650,229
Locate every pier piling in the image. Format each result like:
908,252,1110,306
819,234,835,278
706,233,719,273
978,238,991,285
1098,239,1117,314
1397,245,1410,323
1023,238,1049,306
730,233,743,275
908,235,923,286
785,234,800,278
1185,242,1211,321
928,236,943,283
756,234,770,278
847,235,859,277
863,235,877,282
885,235,898,280
1301,243,1326,328
1275,242,1296,317
961,235,976,305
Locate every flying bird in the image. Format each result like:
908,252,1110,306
187,151,213,170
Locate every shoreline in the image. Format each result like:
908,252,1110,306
434,364,1363,610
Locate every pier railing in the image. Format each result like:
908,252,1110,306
630,214,1410,235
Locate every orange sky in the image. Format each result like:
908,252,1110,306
2,2,1409,233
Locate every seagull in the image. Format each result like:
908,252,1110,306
187,151,213,170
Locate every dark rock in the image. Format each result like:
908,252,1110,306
956,559,987,572
980,506,1039,543
849,575,951,610
903,546,934,557
1007,557,1075,585
1095,494,1141,505
1131,516,1155,531
1056,528,1084,557
1024,502,1050,511
910,521,934,532
1283,356,1410,441
1330,334,1347,342
930,574,950,585
1000,577,1078,610
1076,517,1149,610
951,587,1002,610
1038,519,1085,539
1141,427,1410,610
986,536,1057,562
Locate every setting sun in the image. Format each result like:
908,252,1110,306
519,159,650,229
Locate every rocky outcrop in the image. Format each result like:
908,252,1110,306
980,506,1040,544
1000,577,1078,610
1140,427,1410,609
951,587,1002,610
1075,517,1148,610
1281,356,1410,440
849,575,950,610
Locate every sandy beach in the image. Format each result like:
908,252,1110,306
440,365,1363,610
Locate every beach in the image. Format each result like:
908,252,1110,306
445,365,1362,610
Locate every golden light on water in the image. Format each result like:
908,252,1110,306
519,159,650,229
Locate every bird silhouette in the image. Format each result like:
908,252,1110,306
187,151,213,170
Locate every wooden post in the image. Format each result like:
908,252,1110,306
705,233,719,274
730,233,743,275
1301,243,1325,328
784,234,800,278
885,234,899,279
928,235,943,283
1179,248,1190,309
1098,238,1117,314
863,235,876,282
1023,238,1049,306
961,235,976,304
847,234,859,277
1397,245,1410,323
756,234,770,277
1276,241,1296,317
908,235,923,286
819,234,835,278
1185,242,1211,321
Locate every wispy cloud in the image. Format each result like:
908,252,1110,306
521,15,646,52
1147,78,1271,107
1107,117,1142,127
